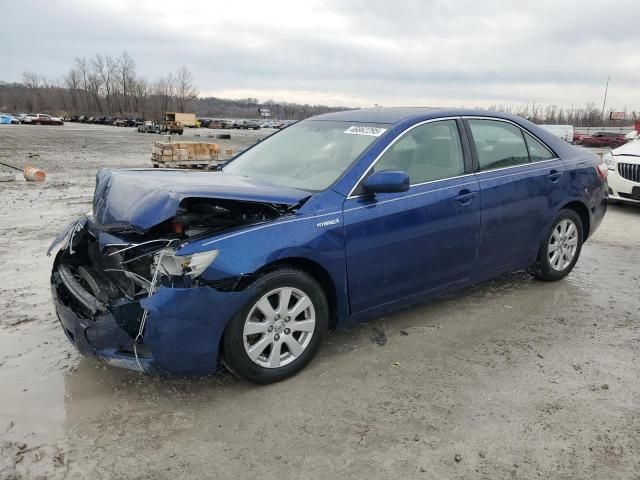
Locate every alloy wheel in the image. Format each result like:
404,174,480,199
548,219,579,271
243,287,316,369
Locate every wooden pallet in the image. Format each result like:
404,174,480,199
152,159,225,169
151,141,234,169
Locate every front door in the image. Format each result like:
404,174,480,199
343,119,480,313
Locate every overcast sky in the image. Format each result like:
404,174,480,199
2,0,639,110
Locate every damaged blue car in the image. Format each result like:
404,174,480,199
50,108,608,383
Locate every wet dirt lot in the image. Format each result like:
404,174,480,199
0,124,639,479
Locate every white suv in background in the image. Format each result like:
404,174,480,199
604,138,640,205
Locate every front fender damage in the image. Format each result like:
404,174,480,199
139,286,250,375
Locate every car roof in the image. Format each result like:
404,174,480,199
310,106,581,162
311,107,531,125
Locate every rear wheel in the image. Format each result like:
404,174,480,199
222,268,328,384
531,209,583,281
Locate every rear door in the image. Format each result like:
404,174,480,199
343,119,480,313
465,118,567,273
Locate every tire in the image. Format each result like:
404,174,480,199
531,209,583,281
222,268,328,384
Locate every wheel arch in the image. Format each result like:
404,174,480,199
242,257,340,330
561,200,590,240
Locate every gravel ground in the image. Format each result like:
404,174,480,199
0,124,639,480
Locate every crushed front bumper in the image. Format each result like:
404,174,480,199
52,264,251,375
50,221,252,375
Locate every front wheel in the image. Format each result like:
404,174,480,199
222,268,328,384
531,209,583,281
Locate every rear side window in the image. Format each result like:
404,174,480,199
524,132,555,161
468,120,529,170
374,120,464,184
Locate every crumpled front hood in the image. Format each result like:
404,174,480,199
92,169,309,233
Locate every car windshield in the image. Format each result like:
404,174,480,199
223,120,389,192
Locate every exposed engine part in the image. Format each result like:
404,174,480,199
172,198,285,237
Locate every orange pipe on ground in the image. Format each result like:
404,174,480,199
23,166,46,182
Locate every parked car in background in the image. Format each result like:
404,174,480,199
580,131,627,148
137,121,161,134
572,132,589,144
13,113,29,123
241,120,261,130
539,124,573,143
603,138,640,205
49,107,607,383
27,114,63,126
0,114,13,124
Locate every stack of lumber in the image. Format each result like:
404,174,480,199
151,142,225,168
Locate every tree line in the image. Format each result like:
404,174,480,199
1,51,636,125
487,102,639,127
2,51,198,120
0,51,346,121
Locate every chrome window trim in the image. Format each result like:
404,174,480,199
473,156,560,176
346,116,460,199
474,159,562,181
463,115,558,162
346,115,561,199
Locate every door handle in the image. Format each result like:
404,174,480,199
454,189,477,205
547,170,563,183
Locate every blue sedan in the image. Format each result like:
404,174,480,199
49,108,608,382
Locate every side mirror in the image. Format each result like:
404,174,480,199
362,170,410,194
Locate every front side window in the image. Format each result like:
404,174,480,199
468,119,529,170
374,120,464,184
524,131,555,162
223,120,388,192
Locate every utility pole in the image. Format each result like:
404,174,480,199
601,76,610,121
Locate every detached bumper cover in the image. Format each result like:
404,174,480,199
52,271,251,375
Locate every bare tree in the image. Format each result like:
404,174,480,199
131,77,149,119
92,54,118,114
174,66,198,113
22,71,49,111
117,51,136,114
64,68,82,114
75,57,94,113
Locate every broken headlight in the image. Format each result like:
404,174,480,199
153,248,219,279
